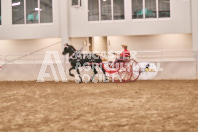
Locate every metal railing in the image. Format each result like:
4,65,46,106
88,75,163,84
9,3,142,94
0,49,198,80
0,49,198,64
136,49,197,62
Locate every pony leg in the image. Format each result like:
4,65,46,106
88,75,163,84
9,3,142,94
76,68,82,83
90,66,98,82
101,66,108,82
69,67,75,77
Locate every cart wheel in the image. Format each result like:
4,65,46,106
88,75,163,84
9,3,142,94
114,62,132,83
130,59,141,81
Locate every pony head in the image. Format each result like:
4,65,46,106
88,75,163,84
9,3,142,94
62,43,70,55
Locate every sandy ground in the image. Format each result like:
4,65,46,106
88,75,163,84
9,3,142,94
0,80,198,132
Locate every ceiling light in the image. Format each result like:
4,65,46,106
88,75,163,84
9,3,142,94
12,2,21,6
35,8,42,11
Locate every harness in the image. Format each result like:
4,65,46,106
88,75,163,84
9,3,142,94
69,46,85,62
70,51,81,62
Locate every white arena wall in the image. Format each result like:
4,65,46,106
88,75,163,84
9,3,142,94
1,0,197,49
69,0,191,37
0,33,192,60
0,0,193,39
0,38,62,55
107,34,192,51
0,37,88,55
0,0,60,40
0,33,195,81
0,55,197,81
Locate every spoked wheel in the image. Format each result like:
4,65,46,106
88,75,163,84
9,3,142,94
114,62,133,83
130,59,141,82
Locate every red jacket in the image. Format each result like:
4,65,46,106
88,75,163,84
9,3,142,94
120,49,130,58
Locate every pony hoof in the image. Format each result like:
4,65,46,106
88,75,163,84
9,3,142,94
75,80,82,83
78,78,82,83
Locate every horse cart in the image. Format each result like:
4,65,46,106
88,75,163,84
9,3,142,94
62,44,141,83
87,59,141,83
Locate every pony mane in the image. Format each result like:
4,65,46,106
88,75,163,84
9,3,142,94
69,45,76,51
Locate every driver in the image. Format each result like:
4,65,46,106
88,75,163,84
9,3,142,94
111,44,130,67
120,44,130,59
